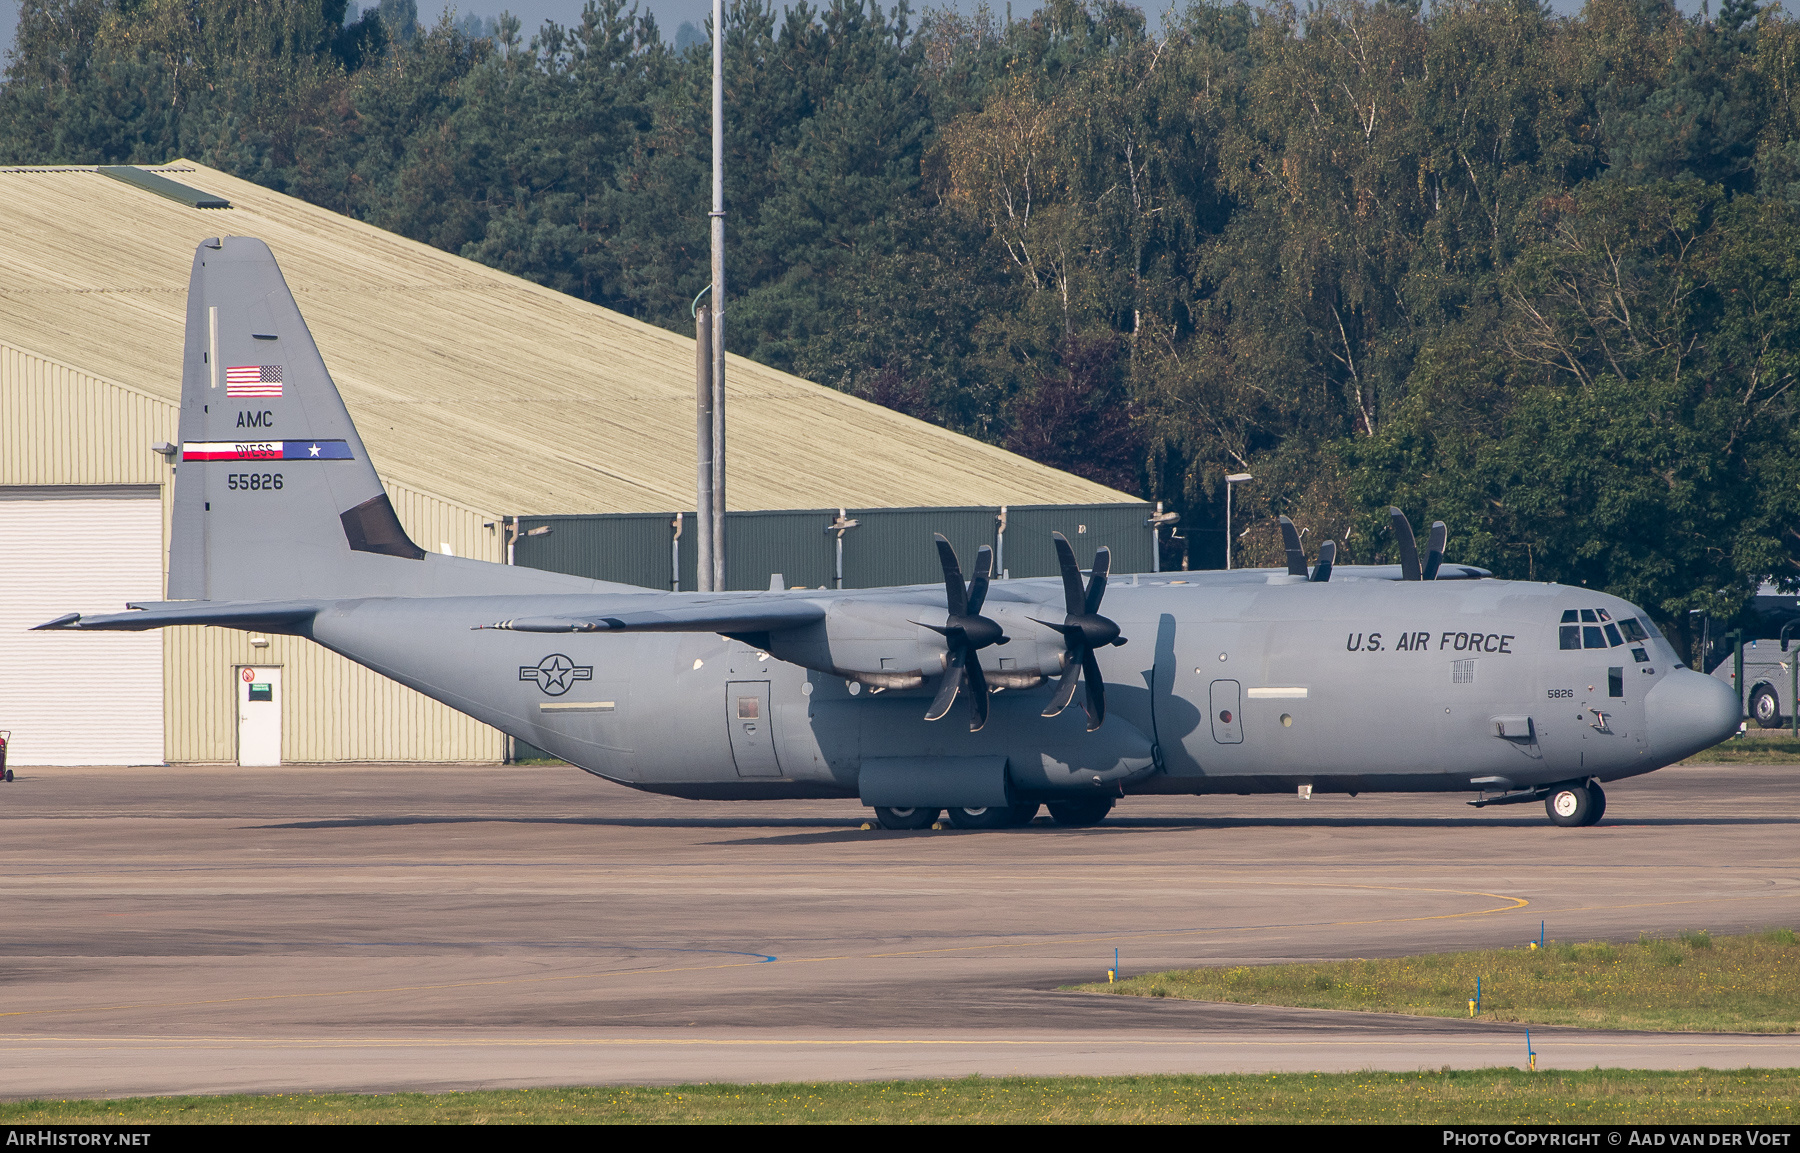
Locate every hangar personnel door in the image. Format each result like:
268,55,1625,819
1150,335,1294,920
727,681,783,777
236,666,281,766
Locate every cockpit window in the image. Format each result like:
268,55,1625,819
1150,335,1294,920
1562,608,1657,650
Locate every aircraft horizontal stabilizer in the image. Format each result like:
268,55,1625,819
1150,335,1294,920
475,598,826,635
33,600,324,633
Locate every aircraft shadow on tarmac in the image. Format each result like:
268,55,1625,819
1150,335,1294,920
255,814,1800,842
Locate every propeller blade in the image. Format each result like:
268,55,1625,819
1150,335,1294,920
1278,516,1306,577
1080,647,1106,731
967,544,992,614
1051,531,1084,616
1423,521,1446,581
1390,508,1421,581
1084,546,1110,615
934,533,968,616
1042,645,1085,718
1311,538,1335,583
964,657,991,732
924,649,964,722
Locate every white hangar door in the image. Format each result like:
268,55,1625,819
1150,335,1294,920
0,486,165,766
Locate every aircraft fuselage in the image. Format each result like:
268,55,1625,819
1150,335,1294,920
303,572,1731,803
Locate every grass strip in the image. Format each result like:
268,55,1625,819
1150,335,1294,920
1683,736,1800,763
3,1069,1798,1124
1074,929,1800,1033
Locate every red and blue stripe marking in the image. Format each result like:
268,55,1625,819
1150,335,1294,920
181,440,354,462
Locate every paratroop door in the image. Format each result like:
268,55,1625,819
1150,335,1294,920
727,681,782,777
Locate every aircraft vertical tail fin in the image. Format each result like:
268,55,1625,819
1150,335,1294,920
165,238,609,603
167,237,425,601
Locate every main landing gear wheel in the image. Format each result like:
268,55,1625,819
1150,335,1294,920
1751,685,1783,729
1544,781,1602,827
874,806,939,830
1047,797,1114,827
1009,802,1042,827
947,804,1035,830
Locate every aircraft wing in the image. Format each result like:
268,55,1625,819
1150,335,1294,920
477,597,828,635
33,600,325,632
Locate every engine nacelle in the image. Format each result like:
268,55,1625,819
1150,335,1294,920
764,597,1068,686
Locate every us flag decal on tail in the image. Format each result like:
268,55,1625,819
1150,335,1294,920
226,365,283,397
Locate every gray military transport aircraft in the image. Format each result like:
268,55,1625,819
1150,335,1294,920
37,238,1743,829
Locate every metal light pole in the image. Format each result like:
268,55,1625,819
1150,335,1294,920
694,302,714,591
709,0,727,592
1225,472,1252,570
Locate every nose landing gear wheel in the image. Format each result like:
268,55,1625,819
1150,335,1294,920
874,806,940,830
1545,781,1603,827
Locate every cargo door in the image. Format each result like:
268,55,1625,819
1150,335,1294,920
727,681,783,777
1209,679,1243,744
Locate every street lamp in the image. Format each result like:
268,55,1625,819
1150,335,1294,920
1225,472,1253,570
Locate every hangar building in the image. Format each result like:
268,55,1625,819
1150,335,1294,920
0,162,1132,767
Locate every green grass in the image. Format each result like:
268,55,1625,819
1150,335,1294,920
1684,737,1800,762
1683,729,1800,762
3,1070,1798,1124
1076,929,1800,1033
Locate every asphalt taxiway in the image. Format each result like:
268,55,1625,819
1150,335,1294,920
0,762,1795,1097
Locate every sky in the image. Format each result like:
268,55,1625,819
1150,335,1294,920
0,0,1713,82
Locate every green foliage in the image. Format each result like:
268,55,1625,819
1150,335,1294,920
6,0,1800,624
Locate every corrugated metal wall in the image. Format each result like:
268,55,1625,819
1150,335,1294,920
514,502,1158,591
3,342,506,763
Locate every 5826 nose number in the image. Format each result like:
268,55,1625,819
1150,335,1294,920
227,472,283,491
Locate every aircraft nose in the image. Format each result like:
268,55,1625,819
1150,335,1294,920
1644,669,1742,762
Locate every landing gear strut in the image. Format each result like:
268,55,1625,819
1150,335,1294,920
1544,781,1605,827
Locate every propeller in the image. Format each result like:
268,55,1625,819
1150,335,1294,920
1388,508,1446,581
1278,515,1335,581
1277,516,1307,577
1311,538,1335,583
917,533,1008,732
1032,531,1127,732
